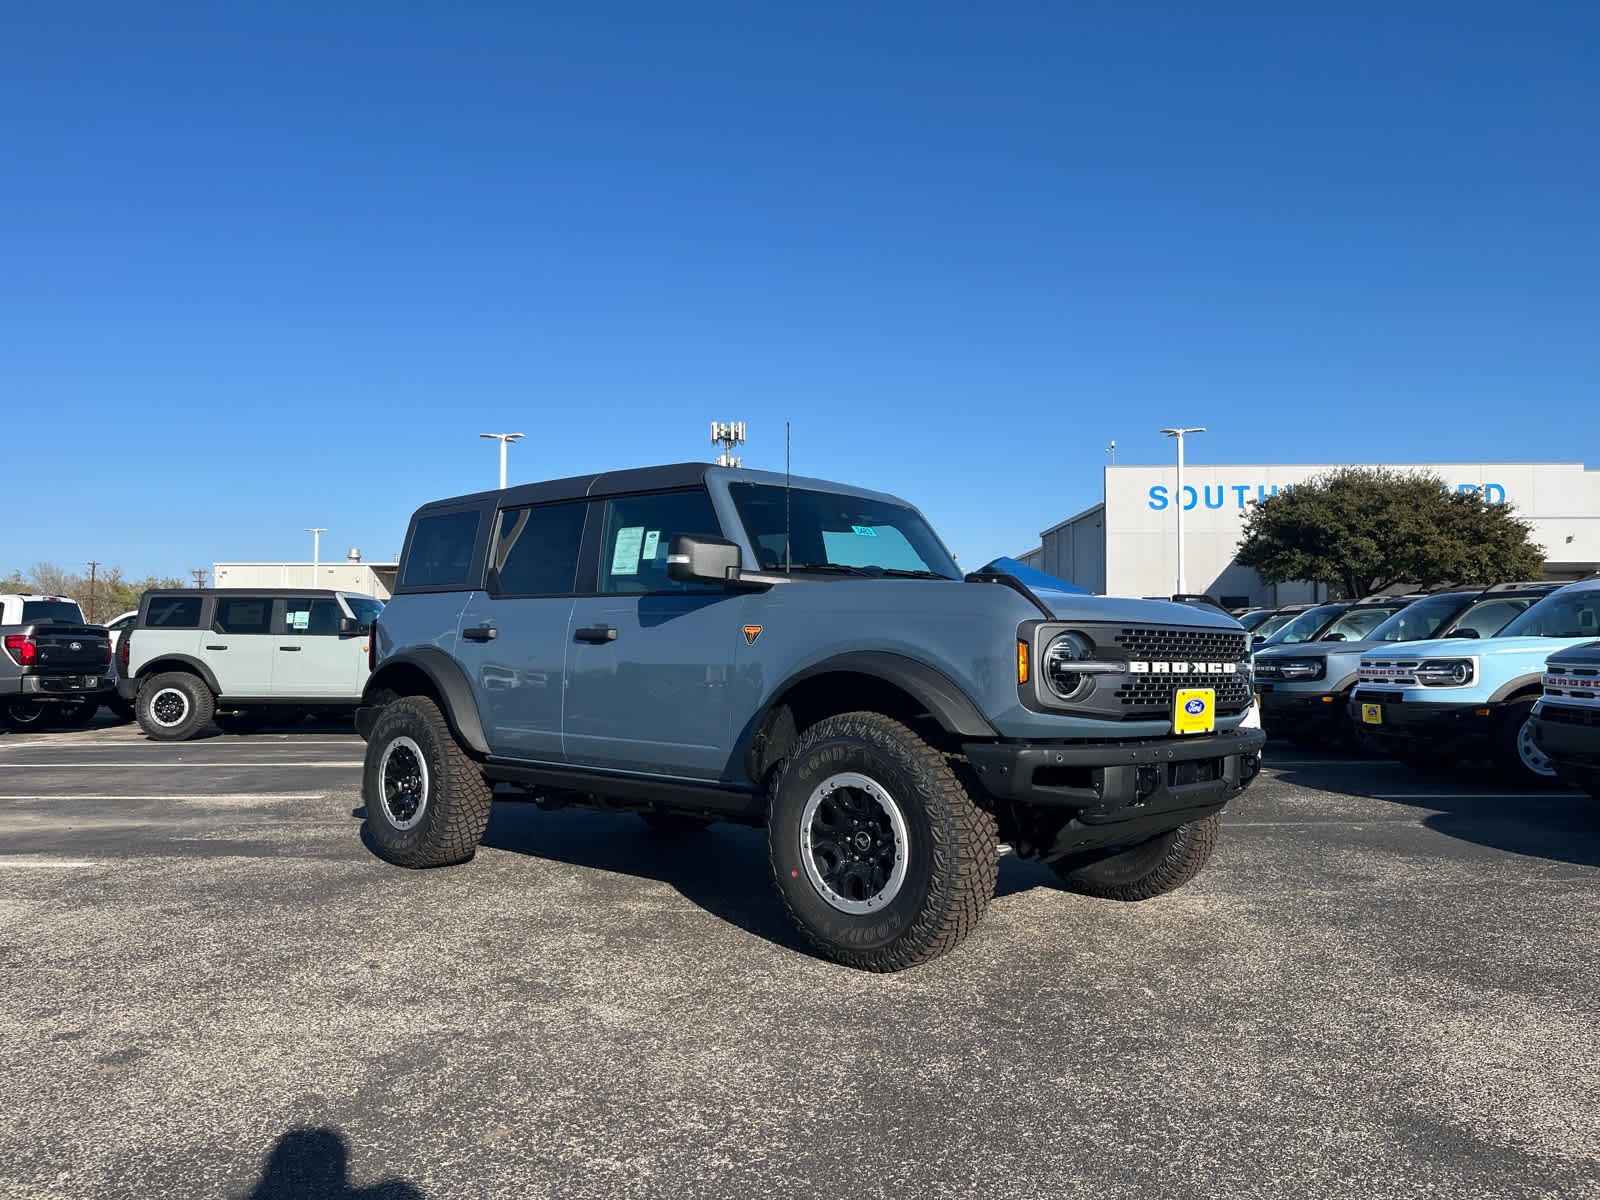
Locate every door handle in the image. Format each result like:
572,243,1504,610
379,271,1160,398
279,646,302,652
575,624,618,644
462,624,498,643
206,644,228,650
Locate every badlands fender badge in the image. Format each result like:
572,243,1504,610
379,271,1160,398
743,625,763,645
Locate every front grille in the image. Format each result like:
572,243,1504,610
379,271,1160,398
1539,704,1600,728
1360,660,1420,685
1113,627,1249,663
1358,690,1404,704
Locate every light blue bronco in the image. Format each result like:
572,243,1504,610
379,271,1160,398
357,464,1266,970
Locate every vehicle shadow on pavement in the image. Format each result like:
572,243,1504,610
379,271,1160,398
459,801,1060,952
238,1126,422,1199
1268,751,1600,868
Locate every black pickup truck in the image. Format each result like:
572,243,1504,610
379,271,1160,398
0,594,113,730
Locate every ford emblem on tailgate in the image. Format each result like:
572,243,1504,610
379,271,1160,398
69,641,82,651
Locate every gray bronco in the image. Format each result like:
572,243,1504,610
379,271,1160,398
358,463,1265,970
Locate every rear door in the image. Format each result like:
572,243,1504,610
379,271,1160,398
206,595,278,696
563,488,744,780
455,499,588,762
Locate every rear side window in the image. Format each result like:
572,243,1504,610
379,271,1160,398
491,501,588,596
599,490,724,594
402,511,482,590
214,597,273,634
20,600,82,624
146,596,203,628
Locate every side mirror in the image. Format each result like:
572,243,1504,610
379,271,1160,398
667,535,788,588
666,535,743,584
339,616,360,635
1322,632,1346,642
1453,627,1480,639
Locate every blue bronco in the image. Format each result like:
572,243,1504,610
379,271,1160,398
358,464,1266,970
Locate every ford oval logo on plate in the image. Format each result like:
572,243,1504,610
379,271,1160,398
69,641,82,651
1184,698,1206,715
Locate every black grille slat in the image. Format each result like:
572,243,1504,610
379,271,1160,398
1113,675,1254,716
1540,704,1600,727
1113,627,1249,663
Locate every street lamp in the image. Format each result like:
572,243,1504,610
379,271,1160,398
479,432,525,489
305,528,326,582
1159,427,1206,594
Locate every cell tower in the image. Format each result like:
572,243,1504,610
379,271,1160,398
711,421,746,467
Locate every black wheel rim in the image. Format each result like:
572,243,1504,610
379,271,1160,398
799,771,909,914
149,688,190,728
379,736,429,829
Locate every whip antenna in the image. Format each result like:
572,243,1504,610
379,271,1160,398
785,421,792,572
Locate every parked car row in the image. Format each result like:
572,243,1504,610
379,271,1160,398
1253,577,1600,794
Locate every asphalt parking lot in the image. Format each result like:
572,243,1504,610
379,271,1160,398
1,719,1597,1200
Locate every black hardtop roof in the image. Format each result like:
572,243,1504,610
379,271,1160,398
140,588,374,601
410,462,909,516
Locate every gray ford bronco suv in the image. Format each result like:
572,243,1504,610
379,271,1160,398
359,464,1265,970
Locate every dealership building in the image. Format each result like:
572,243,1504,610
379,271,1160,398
1019,461,1600,606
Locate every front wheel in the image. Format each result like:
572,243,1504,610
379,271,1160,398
136,673,215,741
767,712,998,972
362,696,493,868
1493,700,1558,787
1049,812,1222,902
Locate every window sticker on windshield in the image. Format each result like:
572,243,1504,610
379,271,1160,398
851,525,878,537
611,527,645,576
642,530,660,560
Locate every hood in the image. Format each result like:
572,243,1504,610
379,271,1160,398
975,560,1242,630
1257,636,1389,662
1362,635,1600,663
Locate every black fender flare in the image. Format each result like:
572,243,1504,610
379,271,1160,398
135,655,223,697
761,650,999,740
363,647,490,755
1488,674,1545,705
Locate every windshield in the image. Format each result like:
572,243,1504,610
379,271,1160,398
1259,604,1345,646
728,483,962,579
1497,587,1600,639
21,600,84,625
1368,594,1472,643
344,596,384,631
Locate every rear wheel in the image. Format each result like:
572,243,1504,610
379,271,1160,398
137,672,215,741
362,696,493,868
767,712,998,971
1,699,50,731
1049,812,1222,902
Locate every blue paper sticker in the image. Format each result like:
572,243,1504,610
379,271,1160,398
851,525,878,537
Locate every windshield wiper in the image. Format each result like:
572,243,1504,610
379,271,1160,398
785,562,878,576
876,568,950,579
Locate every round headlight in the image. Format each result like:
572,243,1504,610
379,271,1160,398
1043,631,1096,701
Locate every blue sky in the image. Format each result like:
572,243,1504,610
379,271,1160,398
3,2,1596,580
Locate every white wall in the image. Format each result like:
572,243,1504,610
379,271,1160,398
212,562,397,600
1091,462,1600,602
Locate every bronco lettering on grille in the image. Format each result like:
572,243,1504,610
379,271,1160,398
1127,661,1238,675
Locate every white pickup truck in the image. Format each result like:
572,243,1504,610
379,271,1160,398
0,594,112,730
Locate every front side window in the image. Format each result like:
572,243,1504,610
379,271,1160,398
343,596,384,632
1449,598,1531,640
599,490,723,594
728,483,960,578
1369,595,1468,643
401,510,482,590
491,501,588,596
214,597,273,634
146,596,202,628
1321,604,1406,642
283,598,346,635
1259,604,1343,646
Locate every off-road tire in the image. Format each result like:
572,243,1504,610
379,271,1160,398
362,696,493,868
767,711,998,972
1050,811,1222,902
638,812,714,834
137,672,215,741
1,699,50,731
1493,699,1557,787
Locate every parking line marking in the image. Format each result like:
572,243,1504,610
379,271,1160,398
0,761,360,768
0,793,328,801
0,859,100,869
1372,793,1557,800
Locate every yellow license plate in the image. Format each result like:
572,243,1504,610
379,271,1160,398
1361,703,1383,725
1174,688,1215,735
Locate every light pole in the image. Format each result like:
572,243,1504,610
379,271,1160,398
305,528,325,583
479,432,525,489
1159,427,1206,595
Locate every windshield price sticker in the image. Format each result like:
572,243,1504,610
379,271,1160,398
1173,688,1215,735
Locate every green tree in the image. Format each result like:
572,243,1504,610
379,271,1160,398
1235,467,1545,598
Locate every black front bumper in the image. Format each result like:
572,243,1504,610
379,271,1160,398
963,727,1266,818
1350,694,1497,760
1531,706,1600,784
1258,686,1343,738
